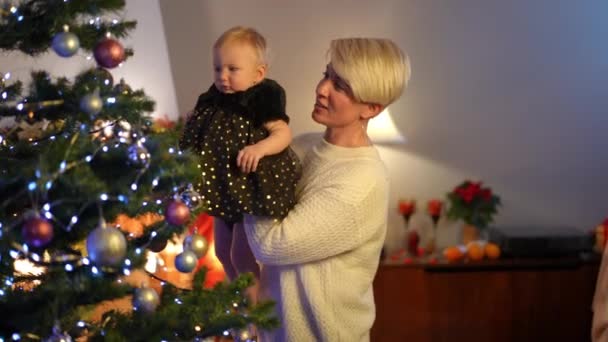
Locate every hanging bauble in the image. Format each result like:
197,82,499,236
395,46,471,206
165,200,190,226
132,286,160,313
51,32,80,58
232,325,254,341
175,250,198,273
93,38,125,69
180,186,202,209
147,235,168,253
86,224,127,267
113,78,132,96
80,89,103,116
127,142,151,168
79,68,114,92
183,234,209,258
22,217,54,248
43,324,73,342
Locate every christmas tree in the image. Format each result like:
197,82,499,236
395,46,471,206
0,1,277,340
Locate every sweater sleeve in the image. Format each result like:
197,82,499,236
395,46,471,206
243,163,387,265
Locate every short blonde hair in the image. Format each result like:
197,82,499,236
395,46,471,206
329,38,411,107
214,26,268,65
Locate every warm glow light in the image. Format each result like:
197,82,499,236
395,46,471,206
367,108,406,144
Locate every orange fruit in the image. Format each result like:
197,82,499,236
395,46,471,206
466,242,485,261
484,242,501,259
443,246,464,262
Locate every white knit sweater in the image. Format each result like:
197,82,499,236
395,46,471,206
244,135,389,342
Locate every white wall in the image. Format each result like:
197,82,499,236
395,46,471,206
159,0,608,249
0,0,178,119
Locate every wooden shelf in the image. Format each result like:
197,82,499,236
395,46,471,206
372,256,600,342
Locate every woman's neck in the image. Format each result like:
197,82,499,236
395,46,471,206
324,125,371,148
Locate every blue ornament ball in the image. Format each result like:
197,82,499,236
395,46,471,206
174,250,198,273
51,32,80,58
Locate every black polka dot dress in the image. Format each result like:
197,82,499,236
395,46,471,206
179,79,301,223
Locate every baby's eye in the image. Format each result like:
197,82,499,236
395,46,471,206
214,66,221,72
229,66,240,72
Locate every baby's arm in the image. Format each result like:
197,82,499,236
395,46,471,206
236,119,292,174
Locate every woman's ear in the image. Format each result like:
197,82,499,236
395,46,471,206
362,103,384,120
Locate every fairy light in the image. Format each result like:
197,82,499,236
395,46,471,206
27,182,36,191
16,103,23,111
168,147,175,154
1,92,7,99
91,266,99,275
100,193,109,201
82,258,90,265
65,264,73,272
122,268,130,276
106,97,116,104
45,180,52,190
131,183,137,191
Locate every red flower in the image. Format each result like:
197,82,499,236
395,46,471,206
446,180,501,228
398,199,416,216
427,199,443,217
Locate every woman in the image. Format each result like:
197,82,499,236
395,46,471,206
243,38,410,341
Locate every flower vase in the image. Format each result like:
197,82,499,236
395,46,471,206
462,223,479,245
462,223,489,244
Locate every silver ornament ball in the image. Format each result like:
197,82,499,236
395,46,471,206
127,142,151,168
133,286,160,313
174,250,198,273
80,92,103,116
51,32,80,58
183,234,209,258
179,187,202,208
86,225,127,267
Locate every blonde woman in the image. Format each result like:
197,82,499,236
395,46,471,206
244,38,411,341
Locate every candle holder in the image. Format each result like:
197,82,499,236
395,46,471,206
425,199,443,253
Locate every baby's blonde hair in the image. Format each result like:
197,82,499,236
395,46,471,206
329,38,411,107
214,26,268,65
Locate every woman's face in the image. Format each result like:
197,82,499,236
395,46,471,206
312,64,367,129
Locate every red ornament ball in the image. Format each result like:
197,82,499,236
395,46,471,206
22,217,54,248
93,38,125,69
165,200,190,226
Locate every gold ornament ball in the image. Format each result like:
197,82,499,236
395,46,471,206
133,286,160,313
183,234,209,258
86,225,127,267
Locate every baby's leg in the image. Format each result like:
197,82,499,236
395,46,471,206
232,223,260,305
231,223,260,278
213,217,237,281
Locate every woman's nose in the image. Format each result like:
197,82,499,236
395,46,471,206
316,78,330,96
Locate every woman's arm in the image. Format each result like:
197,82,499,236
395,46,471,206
243,164,387,265
237,119,292,173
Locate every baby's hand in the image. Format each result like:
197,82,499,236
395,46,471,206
237,144,266,173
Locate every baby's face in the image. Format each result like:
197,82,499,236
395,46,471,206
213,43,264,93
